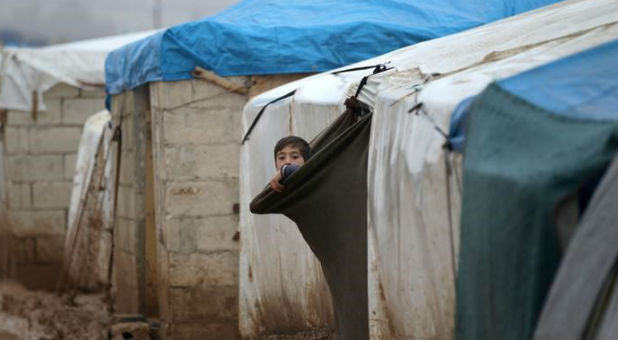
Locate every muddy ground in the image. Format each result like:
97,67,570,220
0,280,111,340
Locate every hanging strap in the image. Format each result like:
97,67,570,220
241,89,297,144
241,63,392,144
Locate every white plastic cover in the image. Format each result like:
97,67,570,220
240,0,617,338
64,110,115,287
0,30,157,111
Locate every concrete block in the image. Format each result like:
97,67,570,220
78,88,106,98
164,144,240,181
187,89,247,111
169,251,238,287
169,285,237,322
6,183,31,209
164,217,197,253
190,76,249,101
9,210,66,237
165,180,238,217
195,215,239,253
29,126,82,154
169,321,240,340
115,217,137,253
64,153,77,179
32,181,72,208
36,97,62,125
63,97,106,125
11,237,35,264
45,83,80,98
6,155,64,181
162,106,243,145
150,80,225,110
35,235,64,264
4,127,30,154
6,110,33,125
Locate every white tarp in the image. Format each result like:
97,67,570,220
62,110,115,290
240,0,617,338
0,30,157,111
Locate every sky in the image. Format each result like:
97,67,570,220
0,0,240,46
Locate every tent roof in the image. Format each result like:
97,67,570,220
449,39,618,151
498,40,617,120
0,30,158,111
104,0,557,95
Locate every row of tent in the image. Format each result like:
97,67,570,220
0,0,615,338
241,0,617,339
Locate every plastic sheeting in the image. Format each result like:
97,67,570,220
0,30,157,112
240,0,617,338
62,110,115,290
456,79,617,340
104,0,559,95
449,39,618,150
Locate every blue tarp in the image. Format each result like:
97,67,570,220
105,0,559,95
449,40,618,152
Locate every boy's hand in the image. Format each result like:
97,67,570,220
269,172,285,192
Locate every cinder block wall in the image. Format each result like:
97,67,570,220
110,75,307,339
0,83,105,289
150,78,248,339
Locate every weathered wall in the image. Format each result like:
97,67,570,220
0,83,105,290
110,74,309,339
150,78,248,339
109,89,142,314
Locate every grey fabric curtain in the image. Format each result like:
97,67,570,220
251,104,372,340
534,156,618,340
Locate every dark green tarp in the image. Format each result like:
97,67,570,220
250,105,372,340
533,156,618,340
456,83,618,340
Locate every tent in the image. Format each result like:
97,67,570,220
243,0,616,338
104,0,557,95
0,30,156,290
455,40,617,340
0,30,157,111
103,0,555,337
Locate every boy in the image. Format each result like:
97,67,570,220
269,136,311,192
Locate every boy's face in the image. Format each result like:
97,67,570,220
276,145,305,170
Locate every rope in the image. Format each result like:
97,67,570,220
241,63,392,144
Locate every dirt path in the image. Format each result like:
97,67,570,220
0,280,111,340
0,330,20,340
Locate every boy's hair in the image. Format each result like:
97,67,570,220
274,136,311,161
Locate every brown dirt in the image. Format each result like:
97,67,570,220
0,280,111,340
262,328,333,340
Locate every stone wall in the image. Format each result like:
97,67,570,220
0,83,106,290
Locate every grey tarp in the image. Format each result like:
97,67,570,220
534,156,618,340
250,104,371,340
456,83,618,340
